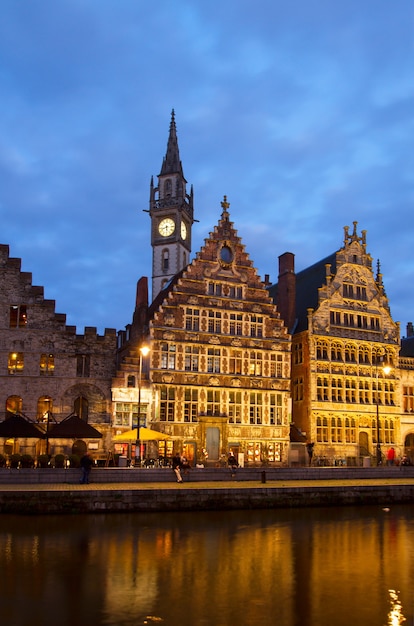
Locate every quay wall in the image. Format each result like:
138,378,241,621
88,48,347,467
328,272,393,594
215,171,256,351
0,466,414,514
1,483,414,515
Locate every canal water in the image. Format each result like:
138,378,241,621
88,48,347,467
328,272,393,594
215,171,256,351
0,504,413,626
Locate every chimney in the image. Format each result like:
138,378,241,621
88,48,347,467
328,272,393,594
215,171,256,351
131,276,149,339
277,252,296,332
407,322,413,338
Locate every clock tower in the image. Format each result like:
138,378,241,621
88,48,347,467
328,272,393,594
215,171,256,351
149,110,194,301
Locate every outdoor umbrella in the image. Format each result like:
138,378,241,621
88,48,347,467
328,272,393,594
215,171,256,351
112,427,172,442
47,414,103,439
0,413,45,439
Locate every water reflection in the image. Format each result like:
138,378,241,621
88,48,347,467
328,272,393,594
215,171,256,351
388,589,406,625
0,505,413,626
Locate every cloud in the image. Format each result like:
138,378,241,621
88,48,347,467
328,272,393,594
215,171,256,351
0,0,413,332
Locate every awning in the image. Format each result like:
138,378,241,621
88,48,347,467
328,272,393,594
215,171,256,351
113,427,172,442
0,413,45,439
47,414,103,439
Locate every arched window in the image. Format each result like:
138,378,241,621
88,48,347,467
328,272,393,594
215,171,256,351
165,179,172,196
359,345,370,364
345,343,357,363
6,395,22,415
331,342,343,361
162,249,169,272
316,340,328,360
37,396,53,422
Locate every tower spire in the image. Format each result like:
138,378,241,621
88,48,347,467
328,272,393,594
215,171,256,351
149,111,194,302
160,109,184,178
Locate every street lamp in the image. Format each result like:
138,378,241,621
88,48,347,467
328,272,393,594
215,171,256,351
44,397,52,457
375,356,391,466
136,345,150,466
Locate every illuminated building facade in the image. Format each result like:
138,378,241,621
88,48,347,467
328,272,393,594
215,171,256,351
115,196,291,465
269,222,411,463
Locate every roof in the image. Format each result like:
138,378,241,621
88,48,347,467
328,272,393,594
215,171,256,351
400,336,414,358
294,252,337,332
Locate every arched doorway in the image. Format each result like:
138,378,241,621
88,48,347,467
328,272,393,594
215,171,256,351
359,431,369,457
404,433,414,464
72,439,87,458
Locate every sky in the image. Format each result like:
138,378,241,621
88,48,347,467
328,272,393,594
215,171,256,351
1,0,413,335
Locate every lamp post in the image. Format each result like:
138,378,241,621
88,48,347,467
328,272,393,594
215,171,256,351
136,345,150,466
375,356,391,466
44,397,52,457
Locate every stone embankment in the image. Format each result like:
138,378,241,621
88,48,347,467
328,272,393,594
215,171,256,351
0,466,413,514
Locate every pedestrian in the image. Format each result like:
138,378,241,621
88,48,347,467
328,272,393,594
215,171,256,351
387,447,395,466
181,455,191,475
228,451,238,474
306,442,314,466
80,452,93,484
172,452,183,483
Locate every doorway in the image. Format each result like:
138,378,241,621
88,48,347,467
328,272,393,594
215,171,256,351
404,433,414,463
206,427,220,461
358,431,369,457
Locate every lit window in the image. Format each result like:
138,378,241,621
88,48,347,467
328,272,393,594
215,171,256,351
40,353,54,376
8,352,24,374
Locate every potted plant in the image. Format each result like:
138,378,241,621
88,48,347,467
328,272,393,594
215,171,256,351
10,453,22,468
20,454,34,468
54,454,66,468
37,454,50,468
68,454,80,468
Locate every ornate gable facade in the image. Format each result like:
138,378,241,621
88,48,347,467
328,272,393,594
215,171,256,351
119,197,292,466
274,222,402,464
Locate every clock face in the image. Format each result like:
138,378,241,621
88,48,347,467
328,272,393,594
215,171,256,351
158,218,175,237
181,221,187,240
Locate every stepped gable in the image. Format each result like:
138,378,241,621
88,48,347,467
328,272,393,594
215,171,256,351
0,243,116,340
151,196,289,338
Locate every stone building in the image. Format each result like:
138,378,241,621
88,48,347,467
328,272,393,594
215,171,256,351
115,197,291,465
0,244,117,459
269,222,407,464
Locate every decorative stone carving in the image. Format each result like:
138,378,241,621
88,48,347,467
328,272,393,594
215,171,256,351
209,336,221,344
208,377,220,386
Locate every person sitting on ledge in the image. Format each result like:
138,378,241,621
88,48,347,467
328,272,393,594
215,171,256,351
228,451,238,472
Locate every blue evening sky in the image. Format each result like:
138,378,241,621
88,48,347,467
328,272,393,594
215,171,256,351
1,0,413,334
